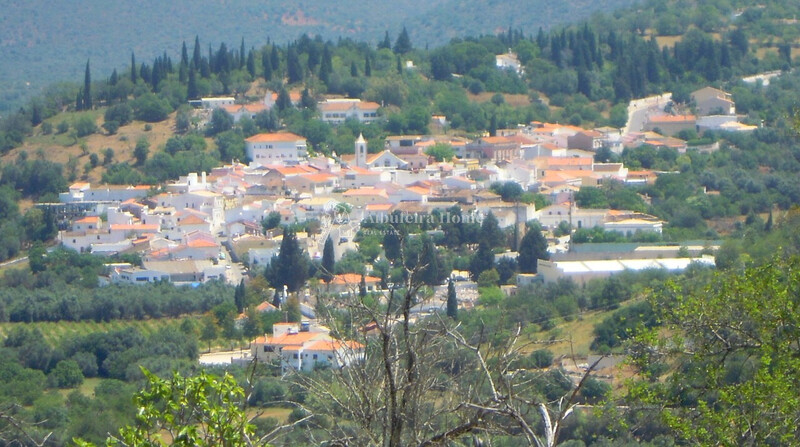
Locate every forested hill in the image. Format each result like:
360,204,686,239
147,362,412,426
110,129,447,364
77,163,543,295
0,0,637,113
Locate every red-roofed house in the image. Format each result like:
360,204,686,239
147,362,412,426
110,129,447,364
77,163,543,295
250,322,364,374
463,136,521,161
221,103,267,122
329,273,382,294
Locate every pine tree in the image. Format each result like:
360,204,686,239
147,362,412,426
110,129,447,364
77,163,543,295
322,236,335,283
469,241,495,281
286,46,303,84
383,227,402,263
446,278,458,319
417,235,443,286
518,224,549,274
394,26,412,54
480,211,505,249
265,226,309,293
379,31,392,50
131,52,137,83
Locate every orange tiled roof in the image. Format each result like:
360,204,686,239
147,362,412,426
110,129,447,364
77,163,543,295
75,216,100,223
221,103,267,114
245,132,306,143
330,273,381,285
186,239,218,248
319,100,380,111
365,203,394,211
178,214,207,225
305,339,365,351
110,224,159,231
343,187,388,197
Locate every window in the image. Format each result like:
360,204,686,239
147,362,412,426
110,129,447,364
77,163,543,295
293,353,298,359
313,354,318,360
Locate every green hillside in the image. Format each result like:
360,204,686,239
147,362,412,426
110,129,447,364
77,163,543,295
0,0,638,113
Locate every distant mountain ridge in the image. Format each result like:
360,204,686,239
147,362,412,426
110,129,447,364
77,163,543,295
0,0,638,112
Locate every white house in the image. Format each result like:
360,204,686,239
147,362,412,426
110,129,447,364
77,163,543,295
250,322,364,375
496,52,524,75
245,132,308,164
318,99,380,124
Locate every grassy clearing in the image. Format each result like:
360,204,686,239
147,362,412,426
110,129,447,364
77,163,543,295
247,407,293,423
519,306,624,359
56,377,105,398
468,92,530,107
0,318,184,345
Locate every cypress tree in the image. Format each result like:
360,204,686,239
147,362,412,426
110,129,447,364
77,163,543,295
76,89,83,111
765,209,773,232
321,236,335,283
187,67,198,100
192,36,202,69
270,45,280,70
350,61,358,77
178,61,188,83
364,55,372,77
110,69,118,86
359,274,367,298
318,45,332,85
418,235,443,286
262,49,273,81
239,38,246,69
246,49,256,77
446,278,458,319
181,41,189,66
234,279,246,313
131,52,137,83
275,88,292,112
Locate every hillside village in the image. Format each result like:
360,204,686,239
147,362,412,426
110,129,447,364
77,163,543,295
4,0,800,442
45,81,746,371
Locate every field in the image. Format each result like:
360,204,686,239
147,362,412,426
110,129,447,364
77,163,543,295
0,318,185,345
